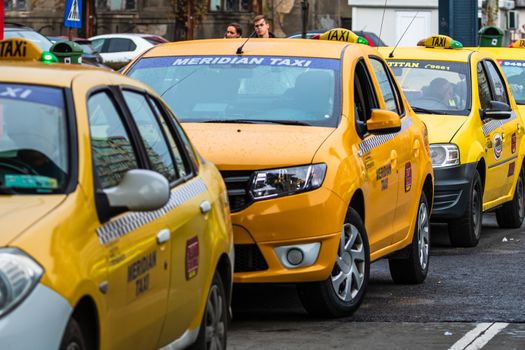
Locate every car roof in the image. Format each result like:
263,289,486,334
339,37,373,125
139,38,368,60
378,46,476,62
470,47,525,60
0,62,151,89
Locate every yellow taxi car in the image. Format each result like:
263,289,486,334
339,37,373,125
124,29,434,317
379,35,525,247
0,38,233,350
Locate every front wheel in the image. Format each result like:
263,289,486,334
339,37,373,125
496,166,525,228
59,317,88,350
188,272,228,350
297,208,370,317
448,170,483,247
389,191,430,284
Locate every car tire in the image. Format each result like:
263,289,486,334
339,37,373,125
389,192,430,284
496,166,525,228
448,170,482,247
59,317,88,350
297,207,370,318
188,272,228,350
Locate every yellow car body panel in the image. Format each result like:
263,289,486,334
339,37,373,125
379,45,525,232
125,39,434,286
0,60,233,349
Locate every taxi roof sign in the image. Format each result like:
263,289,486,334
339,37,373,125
315,28,369,45
418,35,463,49
510,39,525,48
0,38,58,64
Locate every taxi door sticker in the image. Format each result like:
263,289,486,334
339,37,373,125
97,178,207,245
127,251,157,297
376,164,391,191
186,237,199,280
359,116,413,154
508,162,516,177
482,113,516,136
493,133,503,160
405,162,412,192
511,133,517,154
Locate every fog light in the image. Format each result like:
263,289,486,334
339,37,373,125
286,248,304,266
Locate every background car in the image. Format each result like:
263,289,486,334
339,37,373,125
288,29,386,46
89,33,168,68
3,22,53,51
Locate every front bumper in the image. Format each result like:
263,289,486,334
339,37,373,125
431,162,477,220
0,283,72,350
231,187,346,283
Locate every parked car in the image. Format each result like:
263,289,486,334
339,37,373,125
288,29,386,46
0,37,233,350
89,33,168,66
3,23,53,51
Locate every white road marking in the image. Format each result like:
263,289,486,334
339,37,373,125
449,322,509,350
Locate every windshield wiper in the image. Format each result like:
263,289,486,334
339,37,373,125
201,119,311,126
411,106,447,115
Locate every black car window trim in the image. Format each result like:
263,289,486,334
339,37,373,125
369,54,406,118
354,58,380,139
477,60,494,109
483,59,510,105
146,94,197,181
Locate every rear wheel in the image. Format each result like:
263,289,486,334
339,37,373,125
496,167,525,228
389,192,430,284
448,170,482,247
59,317,87,350
297,208,370,317
188,272,228,350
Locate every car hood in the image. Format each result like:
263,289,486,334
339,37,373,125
182,123,335,170
417,114,468,144
0,195,66,245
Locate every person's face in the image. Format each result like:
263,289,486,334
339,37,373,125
225,26,240,38
254,19,269,37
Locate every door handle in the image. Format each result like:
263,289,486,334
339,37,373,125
390,150,398,170
200,200,212,214
156,229,171,245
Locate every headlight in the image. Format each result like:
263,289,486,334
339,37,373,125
251,164,327,199
0,248,44,317
430,144,460,168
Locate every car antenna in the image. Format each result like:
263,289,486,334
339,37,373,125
236,31,256,55
378,0,387,43
388,11,419,58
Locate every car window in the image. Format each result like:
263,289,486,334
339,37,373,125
149,96,192,178
354,59,379,137
477,62,492,110
107,38,137,53
88,91,139,189
370,57,402,114
500,60,525,104
484,60,509,105
122,91,178,182
91,39,104,53
4,30,53,51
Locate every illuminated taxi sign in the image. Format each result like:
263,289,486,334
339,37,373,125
316,28,369,45
419,35,463,49
0,38,43,61
510,39,525,48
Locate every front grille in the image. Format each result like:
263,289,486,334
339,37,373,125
234,244,268,272
220,170,254,212
434,189,462,211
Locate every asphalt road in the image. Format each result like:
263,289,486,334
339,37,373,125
228,213,525,349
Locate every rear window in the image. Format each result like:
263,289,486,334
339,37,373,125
128,55,341,127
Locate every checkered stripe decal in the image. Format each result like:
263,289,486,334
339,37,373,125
359,116,413,154
482,113,516,136
97,178,207,245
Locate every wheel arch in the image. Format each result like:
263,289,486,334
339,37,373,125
477,157,486,190
71,296,99,350
423,174,434,210
349,189,365,223
215,252,233,310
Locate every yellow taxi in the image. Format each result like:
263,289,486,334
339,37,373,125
124,28,434,317
0,38,233,350
379,35,525,247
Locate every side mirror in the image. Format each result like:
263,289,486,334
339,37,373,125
481,100,512,120
366,109,402,134
104,169,170,211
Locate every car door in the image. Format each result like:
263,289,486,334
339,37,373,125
483,59,523,196
477,60,512,202
369,56,419,243
353,59,399,252
120,89,213,345
87,90,170,350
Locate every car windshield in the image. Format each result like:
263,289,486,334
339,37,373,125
388,60,471,116
128,55,341,127
4,30,53,51
0,84,69,194
499,60,525,104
